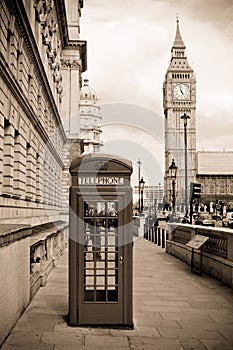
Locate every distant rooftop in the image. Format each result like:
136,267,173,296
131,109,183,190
197,151,233,175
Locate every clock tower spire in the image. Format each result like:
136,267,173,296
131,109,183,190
172,15,186,53
163,18,197,212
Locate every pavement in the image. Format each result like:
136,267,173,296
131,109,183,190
1,238,233,350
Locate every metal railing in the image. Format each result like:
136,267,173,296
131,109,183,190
171,224,229,260
203,233,228,259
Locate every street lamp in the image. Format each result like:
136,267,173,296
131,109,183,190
158,182,161,204
181,113,190,216
139,177,145,213
137,159,142,212
169,159,178,218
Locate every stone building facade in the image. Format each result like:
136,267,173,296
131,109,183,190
133,185,164,212
0,0,86,225
196,151,233,209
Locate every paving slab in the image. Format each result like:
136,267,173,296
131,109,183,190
110,326,160,337
85,335,129,347
128,336,183,350
2,345,54,350
179,338,206,350
1,238,233,350
41,331,83,346
54,346,102,350
200,339,233,350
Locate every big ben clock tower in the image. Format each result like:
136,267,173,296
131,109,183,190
163,17,197,211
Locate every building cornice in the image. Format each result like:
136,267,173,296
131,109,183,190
0,225,32,247
197,174,233,177
65,40,87,72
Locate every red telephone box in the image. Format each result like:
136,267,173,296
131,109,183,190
69,153,133,327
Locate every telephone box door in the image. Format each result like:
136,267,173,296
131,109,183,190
77,195,126,324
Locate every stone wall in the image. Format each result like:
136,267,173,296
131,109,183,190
133,216,146,238
0,225,31,346
0,222,67,347
166,224,233,288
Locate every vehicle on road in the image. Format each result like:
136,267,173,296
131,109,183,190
171,216,190,223
212,214,223,221
157,211,171,222
194,213,215,227
180,216,190,223
222,212,233,228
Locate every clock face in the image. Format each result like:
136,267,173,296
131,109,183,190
173,84,190,100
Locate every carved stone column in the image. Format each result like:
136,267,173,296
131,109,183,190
60,54,82,139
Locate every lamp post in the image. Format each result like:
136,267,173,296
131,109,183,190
137,159,141,213
181,113,190,216
158,182,161,205
139,177,145,213
169,159,178,218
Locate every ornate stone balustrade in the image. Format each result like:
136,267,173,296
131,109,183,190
30,221,68,299
0,221,67,346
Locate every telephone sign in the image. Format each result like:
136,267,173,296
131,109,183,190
78,176,124,185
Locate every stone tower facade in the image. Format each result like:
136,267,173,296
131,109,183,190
163,18,197,210
79,79,103,153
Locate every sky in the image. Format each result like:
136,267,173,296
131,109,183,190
80,0,233,185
